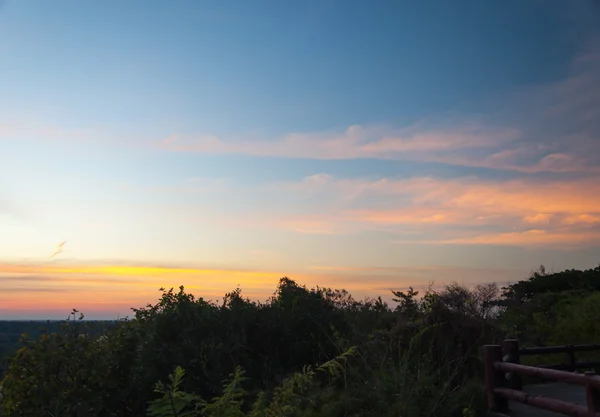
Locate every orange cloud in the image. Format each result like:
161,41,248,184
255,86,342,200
523,213,553,224
341,176,599,220
164,173,600,246
157,170,600,247
273,175,600,215
263,175,600,246
440,229,600,247
562,214,600,225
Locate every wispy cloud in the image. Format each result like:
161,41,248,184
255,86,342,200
4,45,598,176
268,174,600,246
158,117,598,174
158,43,600,175
160,122,522,164
432,228,600,248
541,45,600,126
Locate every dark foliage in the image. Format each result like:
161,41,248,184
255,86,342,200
0,265,598,416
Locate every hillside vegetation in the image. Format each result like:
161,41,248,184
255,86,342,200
1,265,600,417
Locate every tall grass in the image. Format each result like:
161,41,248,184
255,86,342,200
147,324,486,417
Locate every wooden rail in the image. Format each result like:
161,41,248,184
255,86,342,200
484,340,600,416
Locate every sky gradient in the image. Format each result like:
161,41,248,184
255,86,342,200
1,0,600,319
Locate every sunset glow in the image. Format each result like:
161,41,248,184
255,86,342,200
1,1,599,318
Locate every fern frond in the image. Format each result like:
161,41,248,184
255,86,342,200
147,366,201,417
200,366,248,417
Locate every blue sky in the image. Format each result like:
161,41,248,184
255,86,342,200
1,0,599,318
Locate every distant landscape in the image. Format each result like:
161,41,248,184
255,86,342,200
1,265,599,417
0,320,115,376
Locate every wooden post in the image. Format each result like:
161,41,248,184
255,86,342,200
585,371,600,415
503,339,522,390
484,345,508,413
566,345,576,372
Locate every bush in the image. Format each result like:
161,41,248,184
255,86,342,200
0,275,541,417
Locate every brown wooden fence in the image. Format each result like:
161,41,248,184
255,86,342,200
484,340,600,416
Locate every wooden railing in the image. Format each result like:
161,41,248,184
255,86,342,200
484,340,600,416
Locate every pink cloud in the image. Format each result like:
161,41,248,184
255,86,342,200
159,123,521,161
158,122,599,174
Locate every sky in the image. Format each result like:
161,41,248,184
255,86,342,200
1,0,600,319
